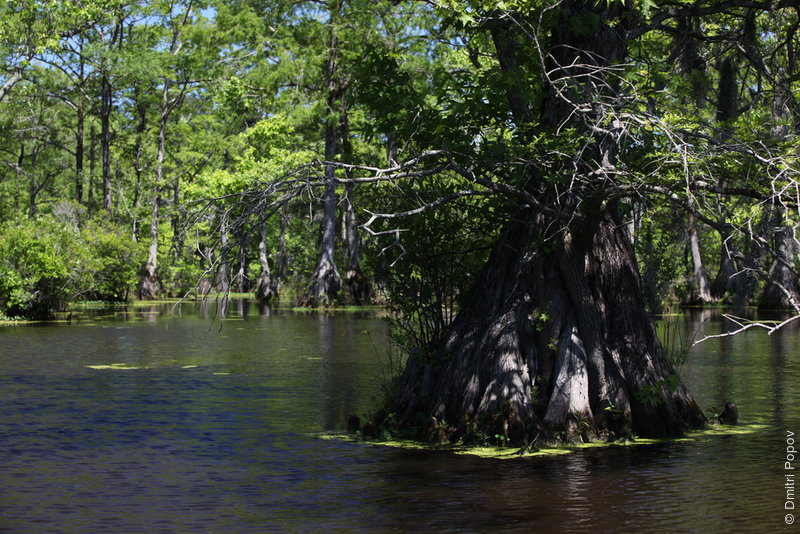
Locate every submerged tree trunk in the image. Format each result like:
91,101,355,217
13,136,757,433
387,209,705,444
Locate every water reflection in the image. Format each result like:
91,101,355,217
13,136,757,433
0,303,797,533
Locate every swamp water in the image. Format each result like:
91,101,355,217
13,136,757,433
0,302,798,533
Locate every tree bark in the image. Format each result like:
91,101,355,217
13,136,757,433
304,167,341,306
216,208,230,293
343,177,371,306
138,77,171,299
711,225,746,302
75,100,85,204
0,68,24,103
759,209,800,311
100,73,112,211
278,208,288,280
388,208,705,444
304,9,343,307
686,213,714,305
255,219,279,302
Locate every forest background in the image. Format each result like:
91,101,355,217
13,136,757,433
0,0,798,336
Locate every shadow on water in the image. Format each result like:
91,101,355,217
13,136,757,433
0,301,797,533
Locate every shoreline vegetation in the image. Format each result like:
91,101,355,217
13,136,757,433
0,294,387,324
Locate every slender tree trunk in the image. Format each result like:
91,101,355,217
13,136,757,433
216,208,230,293
233,231,249,293
101,73,112,211
138,80,170,299
75,101,85,204
88,123,96,218
133,93,147,210
339,104,370,304
711,225,744,301
305,166,341,305
278,208,288,280
640,220,662,314
304,13,343,306
759,46,800,311
14,142,23,213
255,219,279,302
686,213,714,304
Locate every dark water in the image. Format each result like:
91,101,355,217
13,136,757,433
1,303,798,533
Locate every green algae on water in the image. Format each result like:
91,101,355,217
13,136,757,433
85,363,143,370
315,422,770,460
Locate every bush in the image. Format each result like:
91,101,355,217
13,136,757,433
0,217,82,319
82,218,144,301
0,215,146,319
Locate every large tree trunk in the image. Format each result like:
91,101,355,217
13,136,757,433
387,209,705,444
380,0,704,444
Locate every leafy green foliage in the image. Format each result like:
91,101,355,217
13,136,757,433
82,216,145,301
0,216,82,319
0,214,146,319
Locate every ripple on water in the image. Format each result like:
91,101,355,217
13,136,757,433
0,305,797,533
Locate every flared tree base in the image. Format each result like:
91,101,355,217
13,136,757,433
137,264,159,300
345,267,372,306
381,211,706,446
303,257,341,307
255,272,279,303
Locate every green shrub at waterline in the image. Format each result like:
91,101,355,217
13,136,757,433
0,216,145,319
